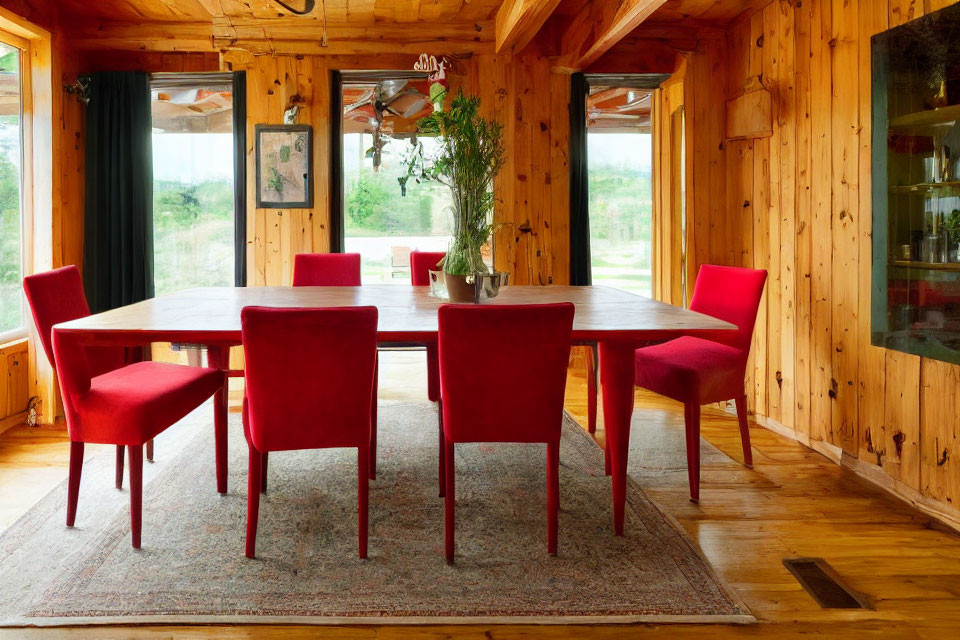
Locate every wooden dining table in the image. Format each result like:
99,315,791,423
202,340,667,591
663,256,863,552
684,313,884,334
54,284,734,536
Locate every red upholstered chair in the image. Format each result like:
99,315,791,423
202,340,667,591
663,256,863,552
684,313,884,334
634,264,767,502
409,250,445,286
241,306,378,559
409,250,444,401
439,303,574,564
292,252,362,286
24,266,223,548
290,251,378,481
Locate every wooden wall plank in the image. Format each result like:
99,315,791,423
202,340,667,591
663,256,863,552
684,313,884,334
762,2,783,426
749,9,770,418
777,0,797,433
829,0,860,454
548,69,570,285
793,0,813,439
809,0,833,445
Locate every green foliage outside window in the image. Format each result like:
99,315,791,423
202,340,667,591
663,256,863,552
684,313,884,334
0,137,21,333
588,167,653,244
345,171,435,236
153,179,234,296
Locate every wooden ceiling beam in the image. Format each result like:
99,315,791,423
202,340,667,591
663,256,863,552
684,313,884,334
64,18,494,55
494,0,562,53
556,0,670,72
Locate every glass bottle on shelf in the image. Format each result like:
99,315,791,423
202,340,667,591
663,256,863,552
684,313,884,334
940,211,951,262
922,206,941,263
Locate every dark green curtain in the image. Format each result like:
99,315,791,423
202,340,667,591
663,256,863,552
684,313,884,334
233,71,248,286
329,70,345,253
83,71,154,313
569,73,591,285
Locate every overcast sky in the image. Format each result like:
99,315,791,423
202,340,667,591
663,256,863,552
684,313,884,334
588,133,652,170
153,133,234,183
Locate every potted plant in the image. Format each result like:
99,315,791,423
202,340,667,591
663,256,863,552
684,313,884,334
399,90,506,302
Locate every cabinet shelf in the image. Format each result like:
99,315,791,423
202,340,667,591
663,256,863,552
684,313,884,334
890,181,960,193
889,103,960,130
889,260,960,271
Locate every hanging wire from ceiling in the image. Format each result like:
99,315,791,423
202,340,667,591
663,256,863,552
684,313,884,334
272,0,316,15
271,0,326,47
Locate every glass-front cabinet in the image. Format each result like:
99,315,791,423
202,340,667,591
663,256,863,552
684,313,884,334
872,3,960,364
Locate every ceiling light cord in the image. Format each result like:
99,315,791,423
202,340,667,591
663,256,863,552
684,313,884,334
271,0,325,46
272,0,316,16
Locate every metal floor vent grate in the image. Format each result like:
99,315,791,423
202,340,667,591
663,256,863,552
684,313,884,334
782,558,872,609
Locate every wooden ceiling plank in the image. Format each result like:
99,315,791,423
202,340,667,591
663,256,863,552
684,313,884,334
194,0,226,17
558,0,670,71
494,0,562,53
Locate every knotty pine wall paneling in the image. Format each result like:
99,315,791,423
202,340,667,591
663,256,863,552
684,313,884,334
223,50,574,287
718,0,960,521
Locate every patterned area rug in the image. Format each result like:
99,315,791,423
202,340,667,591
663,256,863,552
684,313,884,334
0,402,752,626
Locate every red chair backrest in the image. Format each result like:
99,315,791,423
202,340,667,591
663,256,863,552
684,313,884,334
23,265,124,377
292,253,362,286
410,251,446,286
439,303,574,444
241,306,378,452
689,264,767,354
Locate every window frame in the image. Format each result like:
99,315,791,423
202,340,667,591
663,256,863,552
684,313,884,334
0,28,30,345
148,71,243,295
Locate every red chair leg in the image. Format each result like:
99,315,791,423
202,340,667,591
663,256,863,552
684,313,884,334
245,444,262,559
444,440,455,564
547,439,560,556
129,444,143,548
426,341,440,403
370,354,378,481
146,439,154,463
208,345,229,494
261,452,269,493
115,445,125,489
684,403,701,503
358,445,369,559
438,398,446,498
734,395,754,468
586,345,598,434
603,436,611,476
66,441,84,527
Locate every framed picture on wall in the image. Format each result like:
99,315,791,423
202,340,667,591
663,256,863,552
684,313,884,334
255,124,313,208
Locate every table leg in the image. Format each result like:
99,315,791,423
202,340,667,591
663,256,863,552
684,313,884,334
599,340,636,536
207,345,230,494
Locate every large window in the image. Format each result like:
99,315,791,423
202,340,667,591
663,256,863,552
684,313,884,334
0,39,23,339
150,75,235,296
587,85,654,297
341,76,452,284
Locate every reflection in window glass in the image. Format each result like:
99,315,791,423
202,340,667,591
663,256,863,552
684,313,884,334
342,78,453,284
0,41,22,336
587,86,653,297
343,133,452,283
151,81,234,296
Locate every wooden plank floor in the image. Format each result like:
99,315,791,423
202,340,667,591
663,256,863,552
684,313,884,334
0,352,958,637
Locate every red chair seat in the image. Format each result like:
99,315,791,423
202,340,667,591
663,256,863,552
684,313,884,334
75,362,223,446
634,336,745,405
